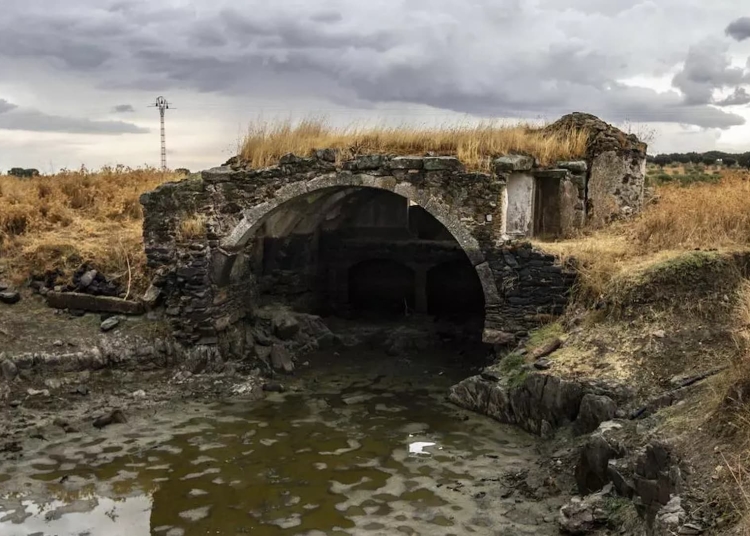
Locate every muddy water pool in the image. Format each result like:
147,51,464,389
0,349,564,535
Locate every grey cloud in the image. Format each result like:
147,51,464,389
310,11,344,24
112,104,135,113
716,87,750,106
2,0,750,133
726,16,750,41
671,40,747,105
0,99,18,114
0,100,147,134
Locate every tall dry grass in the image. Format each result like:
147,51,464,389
240,118,589,170
0,166,178,293
542,170,750,303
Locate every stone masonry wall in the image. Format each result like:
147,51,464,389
141,112,644,357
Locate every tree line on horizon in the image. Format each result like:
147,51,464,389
648,151,750,168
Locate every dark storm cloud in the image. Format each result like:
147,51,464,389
112,104,135,113
726,17,750,41
716,87,750,106
1,0,748,131
0,99,147,134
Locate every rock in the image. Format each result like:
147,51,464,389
423,156,463,171
482,329,515,346
314,148,337,162
72,385,90,396
26,388,50,397
100,317,120,332
1,359,18,381
528,337,563,360
575,434,623,494
270,344,294,374
654,496,686,533
93,409,127,429
653,329,666,338
0,282,8,291
141,284,162,307
557,161,588,174
678,522,703,535
389,156,424,170
0,290,20,305
131,389,146,399
272,313,300,341
45,291,144,315
262,382,285,393
558,484,613,535
574,394,617,435
53,418,78,434
79,269,98,289
493,155,535,172
534,358,552,370
52,340,63,347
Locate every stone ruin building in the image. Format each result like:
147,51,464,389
139,113,647,356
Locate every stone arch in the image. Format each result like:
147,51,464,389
214,174,502,334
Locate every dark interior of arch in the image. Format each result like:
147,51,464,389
249,186,485,325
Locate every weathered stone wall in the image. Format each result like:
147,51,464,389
546,112,648,226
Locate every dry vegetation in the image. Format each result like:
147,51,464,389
239,118,589,170
540,169,750,305
0,166,178,293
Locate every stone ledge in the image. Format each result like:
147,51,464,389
45,292,145,315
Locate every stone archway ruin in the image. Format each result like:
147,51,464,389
139,113,647,355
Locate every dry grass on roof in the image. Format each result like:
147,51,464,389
239,118,590,171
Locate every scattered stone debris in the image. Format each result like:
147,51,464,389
26,388,50,397
558,483,613,534
93,409,127,429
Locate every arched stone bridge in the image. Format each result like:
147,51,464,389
140,114,646,354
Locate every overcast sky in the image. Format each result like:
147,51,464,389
1,1,749,172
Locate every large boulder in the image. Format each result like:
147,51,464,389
574,394,617,435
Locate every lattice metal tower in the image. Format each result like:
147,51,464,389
153,96,169,170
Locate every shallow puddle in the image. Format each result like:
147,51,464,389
0,349,562,535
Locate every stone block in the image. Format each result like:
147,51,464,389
201,166,236,183
557,160,588,174
423,156,463,171
388,156,424,170
533,169,568,180
353,154,385,170
45,292,144,315
493,155,534,172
